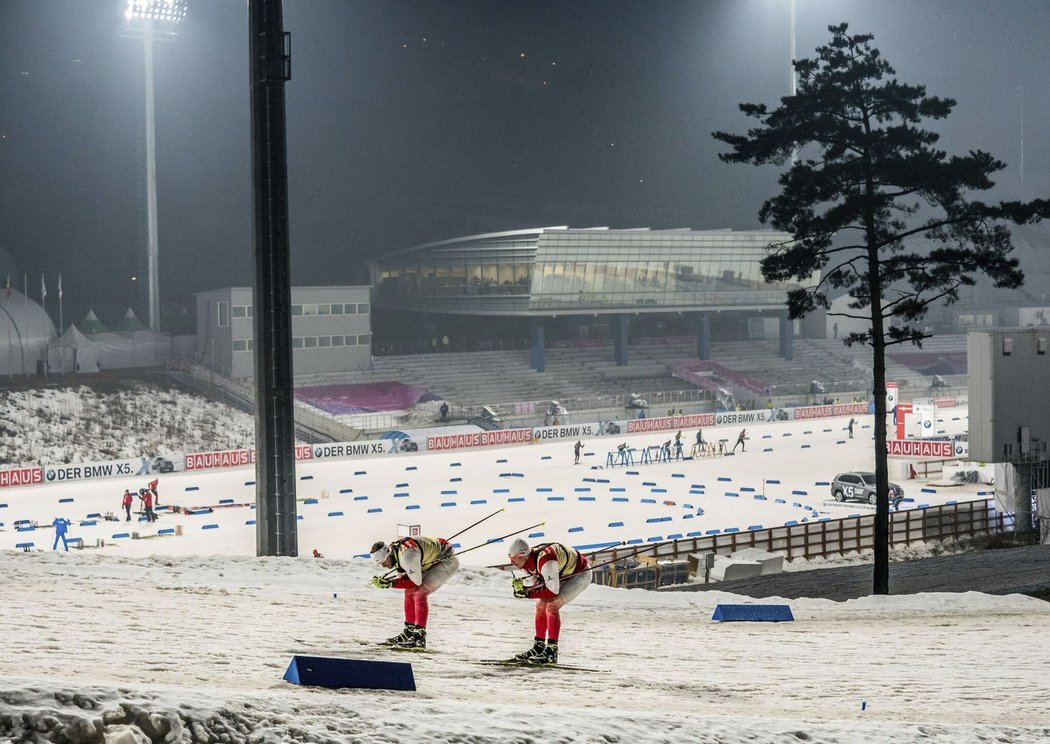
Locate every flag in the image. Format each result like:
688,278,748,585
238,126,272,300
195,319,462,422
58,273,63,300
41,274,47,300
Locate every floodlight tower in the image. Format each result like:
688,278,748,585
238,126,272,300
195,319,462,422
124,0,187,332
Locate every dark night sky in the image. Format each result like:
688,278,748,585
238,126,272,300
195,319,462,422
1,1,1049,324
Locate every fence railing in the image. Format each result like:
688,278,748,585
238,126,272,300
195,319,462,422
579,499,1010,580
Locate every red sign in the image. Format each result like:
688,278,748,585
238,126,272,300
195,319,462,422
792,402,869,420
627,413,715,433
427,428,533,451
185,445,314,471
0,466,43,488
886,439,954,458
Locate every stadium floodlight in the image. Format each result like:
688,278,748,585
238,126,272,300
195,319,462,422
126,0,188,27
123,0,187,331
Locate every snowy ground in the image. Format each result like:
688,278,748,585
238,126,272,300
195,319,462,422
4,407,1048,743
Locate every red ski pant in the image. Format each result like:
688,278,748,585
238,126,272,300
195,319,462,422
533,568,592,642
400,556,459,629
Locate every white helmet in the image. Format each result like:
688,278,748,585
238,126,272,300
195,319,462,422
507,537,529,558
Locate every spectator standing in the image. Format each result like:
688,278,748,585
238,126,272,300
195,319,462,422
573,440,583,464
121,490,134,521
847,418,856,439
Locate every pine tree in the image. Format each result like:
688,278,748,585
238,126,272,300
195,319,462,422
713,23,1049,594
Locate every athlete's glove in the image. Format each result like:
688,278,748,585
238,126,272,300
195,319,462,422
370,575,393,589
512,577,527,599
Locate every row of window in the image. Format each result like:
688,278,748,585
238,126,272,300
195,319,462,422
219,302,370,326
232,334,372,352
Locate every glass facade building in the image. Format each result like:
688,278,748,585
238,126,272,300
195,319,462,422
372,227,808,316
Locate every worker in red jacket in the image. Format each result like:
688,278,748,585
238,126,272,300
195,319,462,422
147,478,160,505
121,490,134,521
507,539,592,665
139,488,157,522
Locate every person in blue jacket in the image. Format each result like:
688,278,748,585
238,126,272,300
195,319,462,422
52,517,71,551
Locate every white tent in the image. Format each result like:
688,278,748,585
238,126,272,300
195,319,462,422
46,324,101,374
0,288,56,375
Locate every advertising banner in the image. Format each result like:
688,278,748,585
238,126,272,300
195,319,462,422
792,402,869,420
627,413,715,434
886,439,969,459
0,466,43,488
44,458,146,484
531,420,627,442
312,440,402,459
427,428,533,451
184,445,313,471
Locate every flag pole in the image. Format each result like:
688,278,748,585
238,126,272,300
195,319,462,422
58,273,63,336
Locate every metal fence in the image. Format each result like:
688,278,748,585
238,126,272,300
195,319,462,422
581,499,1011,583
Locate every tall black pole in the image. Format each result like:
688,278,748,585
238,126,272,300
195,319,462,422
248,0,297,556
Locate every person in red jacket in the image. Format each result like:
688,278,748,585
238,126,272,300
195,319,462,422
147,478,160,506
139,488,157,522
507,539,592,665
121,490,134,521
369,535,459,649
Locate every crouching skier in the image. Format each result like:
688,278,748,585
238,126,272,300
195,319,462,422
369,536,459,650
507,538,592,665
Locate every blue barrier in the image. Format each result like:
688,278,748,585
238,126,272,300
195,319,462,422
627,538,643,545
724,527,740,533
706,529,720,535
396,482,409,488
791,490,808,495
219,498,235,504
80,520,97,527
15,542,34,550
441,502,456,507
470,499,487,505
111,533,130,539
450,463,461,467
541,456,552,460
353,495,368,501
537,487,553,492
651,488,667,493
747,524,764,531
724,492,739,498
493,488,510,493
496,459,507,463
646,516,671,523
185,486,199,492
547,496,564,502
626,471,639,475
814,481,830,486
921,487,936,493
303,499,318,505
58,497,74,503
158,527,175,534
328,511,344,517
441,490,457,495
712,604,794,622
284,655,415,692
642,481,657,486
574,487,591,492
608,521,624,527
405,466,417,471
801,444,811,448
354,471,366,475
297,515,304,521
246,519,256,525
646,536,663,542
610,487,626,492
667,533,683,540
406,505,420,510
528,532,545,538
450,477,462,483
763,448,773,452
339,488,354,494
784,520,798,526
687,531,702,537
202,524,219,530
244,481,256,486
300,475,314,481
766,479,780,485
641,498,656,504
578,496,595,502
672,473,685,478
717,476,731,482
774,498,785,504
508,497,525,503
367,507,382,513
394,492,409,498
740,487,755,492
612,497,628,503
568,526,584,533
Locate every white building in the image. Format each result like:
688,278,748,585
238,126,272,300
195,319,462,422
196,286,372,378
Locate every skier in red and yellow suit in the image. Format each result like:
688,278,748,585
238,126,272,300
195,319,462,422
370,535,459,650
507,538,592,664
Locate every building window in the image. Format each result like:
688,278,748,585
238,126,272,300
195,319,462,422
331,304,344,315
232,305,247,319
305,337,318,348
303,304,317,316
318,336,331,347
357,334,370,346
217,301,229,327
357,303,370,314
345,335,358,346
291,305,303,316
317,304,331,315
292,337,304,349
233,339,248,351
332,335,344,346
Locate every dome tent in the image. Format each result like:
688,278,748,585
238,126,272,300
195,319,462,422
0,287,57,375
78,310,110,335
110,308,147,333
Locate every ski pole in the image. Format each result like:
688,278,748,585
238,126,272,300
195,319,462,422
447,507,505,542
452,521,546,558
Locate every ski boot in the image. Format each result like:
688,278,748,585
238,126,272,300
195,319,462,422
511,637,546,663
529,640,558,665
393,626,426,650
382,623,415,646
